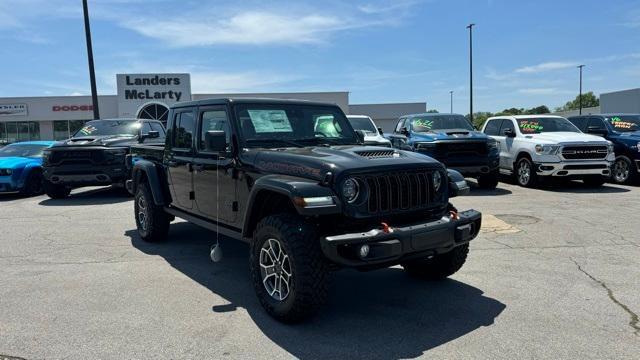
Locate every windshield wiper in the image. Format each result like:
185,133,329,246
246,139,306,148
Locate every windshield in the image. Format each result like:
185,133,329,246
73,120,140,138
517,117,580,134
605,115,640,133
236,104,357,147
0,144,49,158
347,116,377,134
410,115,474,132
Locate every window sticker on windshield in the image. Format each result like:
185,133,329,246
79,125,96,135
519,120,543,133
608,117,635,130
413,119,434,129
248,110,293,133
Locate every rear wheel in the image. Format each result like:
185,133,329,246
44,181,70,199
402,244,469,280
515,157,537,187
611,156,636,184
477,170,499,189
20,169,44,196
250,214,329,323
135,182,170,242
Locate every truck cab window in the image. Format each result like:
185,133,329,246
200,110,230,150
483,119,501,136
498,119,515,136
173,111,195,149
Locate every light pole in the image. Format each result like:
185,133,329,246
450,91,453,113
466,23,475,123
577,64,585,115
83,0,100,119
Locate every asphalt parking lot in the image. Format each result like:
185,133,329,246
1,180,639,359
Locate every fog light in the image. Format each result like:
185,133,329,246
358,244,370,258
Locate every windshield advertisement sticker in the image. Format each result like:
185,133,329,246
79,125,97,136
413,119,434,130
608,117,636,130
248,110,293,133
519,120,543,133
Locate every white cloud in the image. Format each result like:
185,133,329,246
122,11,347,46
358,0,422,14
515,61,579,74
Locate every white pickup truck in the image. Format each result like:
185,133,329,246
481,115,614,187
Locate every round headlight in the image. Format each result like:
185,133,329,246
343,178,359,203
432,171,442,192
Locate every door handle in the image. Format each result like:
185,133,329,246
193,164,204,172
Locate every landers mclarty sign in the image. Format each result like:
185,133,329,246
116,73,191,118
123,75,184,101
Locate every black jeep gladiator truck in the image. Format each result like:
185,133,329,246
42,118,166,198
127,98,482,322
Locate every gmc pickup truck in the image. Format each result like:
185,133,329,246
42,118,166,198
482,115,614,187
127,98,482,322
387,113,501,189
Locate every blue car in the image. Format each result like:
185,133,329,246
387,113,501,189
0,141,56,195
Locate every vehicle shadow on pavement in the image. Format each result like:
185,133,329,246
127,223,506,359
465,180,513,196
38,186,132,206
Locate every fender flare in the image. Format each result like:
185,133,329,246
132,160,166,205
19,164,41,188
242,174,340,238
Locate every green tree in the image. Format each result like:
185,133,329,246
525,105,550,114
426,109,439,113
465,112,494,129
555,92,599,111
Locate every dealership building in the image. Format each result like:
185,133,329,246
0,73,426,143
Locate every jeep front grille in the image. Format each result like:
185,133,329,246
361,170,435,214
561,145,608,160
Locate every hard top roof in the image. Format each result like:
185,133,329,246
171,97,339,109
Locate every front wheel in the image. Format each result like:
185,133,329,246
44,181,70,199
402,244,469,280
611,156,636,184
250,214,329,323
134,182,170,242
20,169,44,196
477,170,499,189
515,157,537,187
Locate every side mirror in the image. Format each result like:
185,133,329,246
355,130,366,144
401,127,410,136
447,169,470,198
377,127,384,135
205,130,227,152
504,128,516,137
138,130,160,143
586,126,607,136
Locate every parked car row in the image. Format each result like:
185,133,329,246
1,97,638,323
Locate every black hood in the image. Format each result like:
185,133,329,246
244,145,443,182
52,135,138,148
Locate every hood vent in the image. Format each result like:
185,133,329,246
355,149,397,159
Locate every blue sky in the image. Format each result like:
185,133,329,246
1,0,639,112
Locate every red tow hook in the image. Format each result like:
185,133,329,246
381,222,394,234
449,209,459,220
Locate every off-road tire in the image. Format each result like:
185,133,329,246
402,244,469,280
515,157,537,187
44,180,70,199
20,169,44,196
582,176,606,187
134,182,170,242
250,214,329,323
477,170,499,189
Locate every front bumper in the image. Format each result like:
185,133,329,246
534,161,612,177
0,180,20,193
320,209,481,268
43,164,129,186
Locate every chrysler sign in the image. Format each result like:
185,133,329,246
117,73,191,118
0,103,28,117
